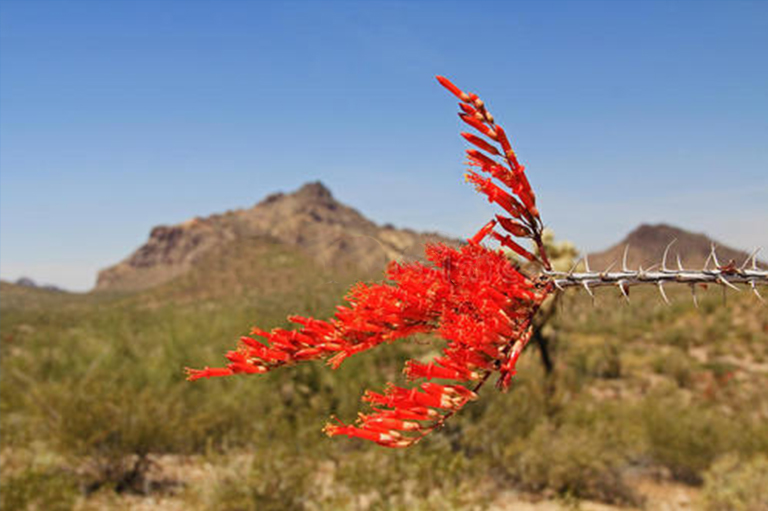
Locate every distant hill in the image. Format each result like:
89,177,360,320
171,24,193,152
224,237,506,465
587,223,761,271
0,280,82,311
14,277,65,293
95,182,458,293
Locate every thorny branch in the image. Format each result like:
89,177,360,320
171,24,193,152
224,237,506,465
546,243,767,304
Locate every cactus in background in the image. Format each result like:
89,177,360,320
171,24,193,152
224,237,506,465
187,77,767,447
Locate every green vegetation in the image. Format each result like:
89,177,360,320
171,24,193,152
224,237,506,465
2,250,767,509
700,454,768,511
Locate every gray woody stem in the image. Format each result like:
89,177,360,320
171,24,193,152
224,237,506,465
543,243,767,304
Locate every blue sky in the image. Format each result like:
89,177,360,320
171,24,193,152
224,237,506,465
1,0,767,291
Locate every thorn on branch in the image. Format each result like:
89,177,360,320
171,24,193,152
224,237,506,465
617,280,630,303
662,239,677,272
658,282,670,305
622,244,630,272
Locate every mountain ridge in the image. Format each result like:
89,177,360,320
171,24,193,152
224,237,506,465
93,183,763,293
95,181,458,293
586,223,763,271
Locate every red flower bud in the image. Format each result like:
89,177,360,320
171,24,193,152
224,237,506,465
462,132,500,155
495,215,532,237
466,149,499,168
495,125,513,160
436,75,470,102
459,103,478,116
459,114,497,140
491,232,536,261
468,219,497,245
465,172,525,219
185,366,235,381
404,360,470,381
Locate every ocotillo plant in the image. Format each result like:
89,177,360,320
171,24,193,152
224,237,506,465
187,77,768,448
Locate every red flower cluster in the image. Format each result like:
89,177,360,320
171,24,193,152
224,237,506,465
436,75,548,269
187,77,552,446
189,244,545,446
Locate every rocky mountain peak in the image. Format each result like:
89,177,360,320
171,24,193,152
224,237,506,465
294,181,334,201
95,182,456,293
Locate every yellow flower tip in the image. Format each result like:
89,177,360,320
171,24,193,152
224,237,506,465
322,423,336,437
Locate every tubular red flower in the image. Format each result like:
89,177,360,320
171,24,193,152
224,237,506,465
491,232,536,262
462,132,501,155
471,162,520,195
514,168,539,217
376,406,438,421
324,423,396,443
465,171,526,219
459,103,479,117
436,75,470,102
466,149,499,169
495,215,532,237
495,126,514,162
404,360,473,381
459,114,497,140
469,219,497,245
360,414,422,432
185,366,235,381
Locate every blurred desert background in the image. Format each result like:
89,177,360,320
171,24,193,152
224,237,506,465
3,181,767,510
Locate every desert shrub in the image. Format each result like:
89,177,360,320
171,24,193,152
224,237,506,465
1,301,299,492
192,450,316,511
50,376,193,493
185,441,483,511
570,339,622,380
652,348,693,387
332,442,484,511
462,359,648,507
561,399,647,460
702,360,738,380
459,363,551,474
468,392,645,506
510,421,640,505
0,465,79,511
642,390,736,484
700,454,768,511
660,326,692,350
